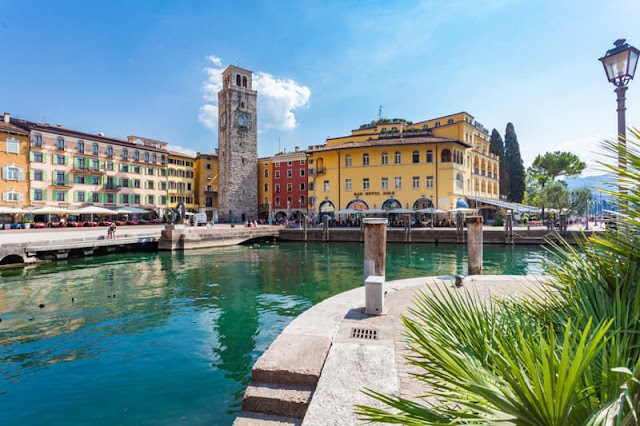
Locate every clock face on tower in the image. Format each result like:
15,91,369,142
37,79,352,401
236,111,250,129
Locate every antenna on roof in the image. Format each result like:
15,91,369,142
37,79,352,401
378,105,383,119
237,57,241,67
278,136,281,153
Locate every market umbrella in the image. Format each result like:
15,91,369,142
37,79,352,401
30,206,75,224
363,208,387,214
388,208,415,214
76,206,117,222
0,206,25,214
336,208,363,215
115,207,149,214
417,207,447,228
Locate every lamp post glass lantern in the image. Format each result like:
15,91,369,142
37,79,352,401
599,39,639,181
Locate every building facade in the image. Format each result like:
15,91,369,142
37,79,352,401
194,152,218,220
306,112,499,218
0,113,30,206
167,151,196,211
257,149,308,221
217,65,258,223
10,116,170,214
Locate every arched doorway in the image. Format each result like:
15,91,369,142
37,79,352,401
382,198,401,211
318,200,335,222
346,199,369,211
412,198,434,210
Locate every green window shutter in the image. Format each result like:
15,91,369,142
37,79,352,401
30,151,34,161
73,157,78,168
43,152,47,162
64,174,69,185
30,189,34,200
43,189,47,200
74,191,78,202
30,169,34,180
52,190,57,201
43,171,47,180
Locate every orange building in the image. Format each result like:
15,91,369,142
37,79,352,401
0,113,30,206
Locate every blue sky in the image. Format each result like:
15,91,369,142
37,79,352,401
2,0,640,174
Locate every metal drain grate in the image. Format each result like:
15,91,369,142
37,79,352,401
350,327,378,340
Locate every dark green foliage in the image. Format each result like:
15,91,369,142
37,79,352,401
356,130,640,424
504,123,526,202
490,128,510,197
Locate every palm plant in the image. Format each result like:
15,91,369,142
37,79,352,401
356,130,640,425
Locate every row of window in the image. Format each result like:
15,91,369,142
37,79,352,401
265,168,306,179
30,153,167,176
168,158,194,167
341,148,466,168
273,160,305,167
168,168,195,178
168,181,193,192
169,196,194,205
272,195,305,208
337,176,435,192
28,188,170,205
32,135,165,164
264,182,306,193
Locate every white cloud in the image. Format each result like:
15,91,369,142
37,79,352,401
206,55,223,67
198,55,311,133
198,104,218,131
254,71,311,131
167,144,198,157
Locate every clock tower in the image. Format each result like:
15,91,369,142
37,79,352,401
217,65,258,223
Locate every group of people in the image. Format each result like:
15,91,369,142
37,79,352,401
245,220,259,228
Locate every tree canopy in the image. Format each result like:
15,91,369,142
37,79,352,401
539,181,569,210
504,123,526,202
529,151,586,188
490,128,510,197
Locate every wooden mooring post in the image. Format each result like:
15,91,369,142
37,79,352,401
363,218,388,284
467,216,483,275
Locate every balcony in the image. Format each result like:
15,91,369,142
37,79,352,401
103,184,121,192
73,165,105,175
50,179,72,189
309,167,326,176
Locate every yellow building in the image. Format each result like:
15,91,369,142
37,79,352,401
306,112,499,217
257,158,272,219
194,153,218,220
167,151,196,211
0,113,30,207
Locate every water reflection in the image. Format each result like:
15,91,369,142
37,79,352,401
0,242,550,425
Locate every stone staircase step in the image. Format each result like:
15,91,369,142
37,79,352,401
233,411,301,426
242,382,314,419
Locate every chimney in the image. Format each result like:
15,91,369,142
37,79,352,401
295,146,299,152
3,112,9,123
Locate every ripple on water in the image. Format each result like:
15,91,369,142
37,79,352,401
0,242,550,425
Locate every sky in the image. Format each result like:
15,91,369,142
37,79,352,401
2,0,640,174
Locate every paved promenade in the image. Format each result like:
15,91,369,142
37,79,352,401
235,274,550,425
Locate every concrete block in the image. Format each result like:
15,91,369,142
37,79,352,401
242,382,313,419
253,334,332,387
365,275,385,315
234,412,301,426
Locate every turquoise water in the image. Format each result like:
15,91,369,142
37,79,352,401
0,242,550,425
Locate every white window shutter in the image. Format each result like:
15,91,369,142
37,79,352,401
18,168,24,181
18,192,24,202
2,192,7,202
1,166,6,180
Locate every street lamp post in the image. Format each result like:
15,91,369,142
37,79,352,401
599,39,639,182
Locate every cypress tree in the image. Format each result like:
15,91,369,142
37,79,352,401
489,129,509,197
504,123,525,202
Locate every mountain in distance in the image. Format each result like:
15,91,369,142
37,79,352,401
561,174,615,192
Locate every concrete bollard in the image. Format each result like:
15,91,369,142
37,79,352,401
365,275,385,315
466,216,483,275
363,218,388,284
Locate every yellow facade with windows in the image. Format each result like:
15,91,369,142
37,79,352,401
167,152,196,211
0,114,30,207
194,153,218,220
307,112,499,216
